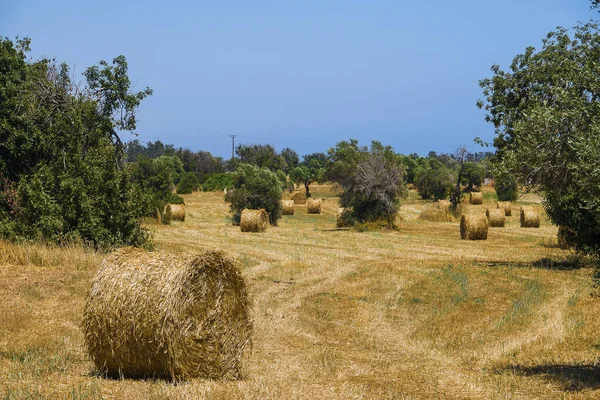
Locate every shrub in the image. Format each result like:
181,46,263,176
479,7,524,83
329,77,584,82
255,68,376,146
176,172,199,194
414,163,454,200
339,150,407,229
495,171,518,201
202,173,235,192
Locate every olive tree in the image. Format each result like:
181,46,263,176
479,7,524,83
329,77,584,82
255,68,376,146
477,22,600,253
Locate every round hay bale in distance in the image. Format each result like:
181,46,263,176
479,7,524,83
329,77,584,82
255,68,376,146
486,208,506,227
166,204,186,221
435,200,451,211
460,214,488,240
281,200,295,216
520,209,540,228
240,209,268,232
82,248,252,381
291,192,307,205
306,198,322,214
497,201,512,216
469,192,483,205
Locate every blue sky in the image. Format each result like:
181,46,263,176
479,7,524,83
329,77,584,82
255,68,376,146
1,0,595,159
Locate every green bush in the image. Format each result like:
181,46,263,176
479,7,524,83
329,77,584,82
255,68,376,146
225,164,283,226
414,163,454,201
166,193,184,205
0,38,153,249
494,171,518,201
202,173,234,191
176,172,199,194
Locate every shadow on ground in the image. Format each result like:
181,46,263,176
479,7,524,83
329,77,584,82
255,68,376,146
502,364,600,392
481,257,593,271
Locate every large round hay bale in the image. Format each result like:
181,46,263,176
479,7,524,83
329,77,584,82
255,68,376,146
520,209,540,228
306,198,322,214
336,207,352,228
282,200,295,216
82,248,252,381
166,204,185,221
469,192,483,205
291,192,307,205
460,214,488,240
240,209,268,232
496,201,512,216
486,208,506,227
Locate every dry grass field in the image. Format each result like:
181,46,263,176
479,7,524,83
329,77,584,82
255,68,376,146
1,188,599,399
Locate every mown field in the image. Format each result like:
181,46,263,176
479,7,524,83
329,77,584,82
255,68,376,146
1,187,599,399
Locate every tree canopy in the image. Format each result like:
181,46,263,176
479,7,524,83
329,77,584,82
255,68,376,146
478,22,600,253
0,37,153,249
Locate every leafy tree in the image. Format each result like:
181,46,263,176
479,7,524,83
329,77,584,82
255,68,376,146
478,22,600,253
414,160,454,201
328,140,406,228
128,156,173,217
494,169,518,201
202,173,235,191
0,37,152,249
156,155,184,185
280,147,300,173
289,154,326,198
226,164,283,226
461,162,485,192
340,151,406,229
176,172,199,194
235,144,286,171
325,139,369,185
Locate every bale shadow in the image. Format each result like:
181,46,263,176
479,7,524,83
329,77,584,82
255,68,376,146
502,364,600,392
481,257,591,271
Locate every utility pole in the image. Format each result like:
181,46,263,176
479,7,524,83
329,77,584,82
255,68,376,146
230,135,236,160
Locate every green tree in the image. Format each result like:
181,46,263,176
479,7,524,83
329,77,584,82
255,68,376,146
176,172,199,194
0,37,152,249
280,147,300,173
494,169,518,201
289,154,326,198
461,162,485,192
327,140,406,228
226,164,283,226
235,144,286,171
414,159,454,201
478,22,600,253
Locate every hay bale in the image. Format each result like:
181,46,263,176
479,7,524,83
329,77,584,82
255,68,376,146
520,209,540,228
435,200,451,211
166,204,185,222
306,198,322,214
291,192,307,205
496,201,512,216
336,207,352,228
240,209,268,232
82,248,252,381
282,200,295,216
486,208,506,227
460,214,488,240
469,192,483,205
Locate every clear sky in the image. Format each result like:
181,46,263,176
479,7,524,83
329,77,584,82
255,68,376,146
1,0,595,159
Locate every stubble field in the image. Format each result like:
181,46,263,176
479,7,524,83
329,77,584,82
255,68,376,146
1,188,599,399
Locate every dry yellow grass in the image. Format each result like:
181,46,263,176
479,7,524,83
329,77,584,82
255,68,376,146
1,188,599,399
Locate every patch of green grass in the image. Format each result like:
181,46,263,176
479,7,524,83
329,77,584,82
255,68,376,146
499,279,546,327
